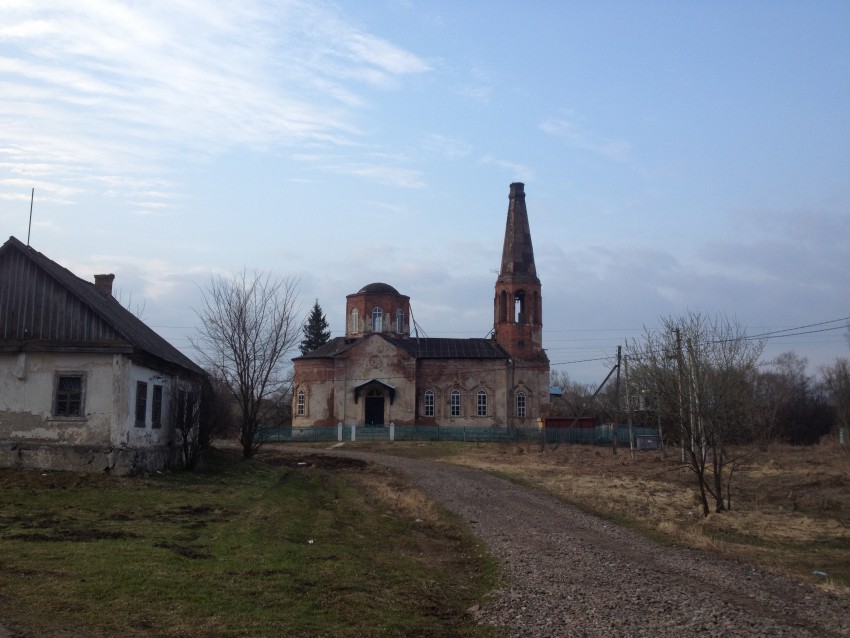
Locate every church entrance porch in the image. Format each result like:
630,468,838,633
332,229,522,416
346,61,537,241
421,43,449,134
364,390,385,426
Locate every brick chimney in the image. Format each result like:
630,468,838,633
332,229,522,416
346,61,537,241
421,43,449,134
94,274,115,297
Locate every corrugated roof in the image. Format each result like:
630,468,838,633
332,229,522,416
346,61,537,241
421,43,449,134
1,236,204,376
295,334,509,361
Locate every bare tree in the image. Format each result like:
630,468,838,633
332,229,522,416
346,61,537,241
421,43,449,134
626,313,764,516
821,358,850,443
549,370,594,417
170,376,233,470
192,271,300,458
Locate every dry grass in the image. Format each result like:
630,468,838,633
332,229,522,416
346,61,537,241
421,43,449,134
355,439,850,591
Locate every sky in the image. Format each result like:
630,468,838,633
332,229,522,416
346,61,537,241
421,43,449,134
1,0,848,384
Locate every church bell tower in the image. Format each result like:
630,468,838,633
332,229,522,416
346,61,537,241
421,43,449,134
494,182,544,360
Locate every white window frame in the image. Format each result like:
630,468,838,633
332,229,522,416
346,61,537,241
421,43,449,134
477,390,487,417
296,389,306,416
450,390,461,417
516,391,527,418
396,308,404,333
424,390,434,417
372,307,383,332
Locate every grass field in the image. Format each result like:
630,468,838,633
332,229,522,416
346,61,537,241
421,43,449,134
344,438,850,592
0,448,499,638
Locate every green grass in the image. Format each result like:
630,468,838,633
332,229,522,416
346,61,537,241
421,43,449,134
0,449,499,637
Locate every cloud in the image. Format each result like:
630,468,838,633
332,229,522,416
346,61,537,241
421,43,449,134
479,156,535,182
540,111,631,162
0,0,430,206
422,133,473,159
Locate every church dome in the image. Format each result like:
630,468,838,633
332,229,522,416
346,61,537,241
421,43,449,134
357,282,400,295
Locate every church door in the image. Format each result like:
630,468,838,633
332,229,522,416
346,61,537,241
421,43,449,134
364,390,385,426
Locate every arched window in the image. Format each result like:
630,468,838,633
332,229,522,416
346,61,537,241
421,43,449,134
372,307,383,332
499,290,507,323
516,391,526,418
350,308,359,333
296,389,306,416
477,390,487,417
450,390,461,417
423,390,435,417
396,308,404,333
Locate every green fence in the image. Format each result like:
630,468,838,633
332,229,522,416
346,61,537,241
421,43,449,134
256,424,661,446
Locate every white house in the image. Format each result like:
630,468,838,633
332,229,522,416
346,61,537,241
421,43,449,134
0,236,205,474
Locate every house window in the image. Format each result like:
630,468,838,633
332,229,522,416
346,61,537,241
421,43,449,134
152,385,163,428
424,390,434,417
350,308,359,333
516,391,527,418
296,389,305,416
54,375,83,417
372,307,383,332
135,381,148,427
477,390,488,417
450,390,461,417
396,309,403,333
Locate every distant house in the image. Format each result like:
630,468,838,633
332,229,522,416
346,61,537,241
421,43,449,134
0,236,205,474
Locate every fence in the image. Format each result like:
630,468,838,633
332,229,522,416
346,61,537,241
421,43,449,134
256,424,660,446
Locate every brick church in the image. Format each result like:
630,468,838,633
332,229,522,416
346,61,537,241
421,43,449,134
291,183,550,428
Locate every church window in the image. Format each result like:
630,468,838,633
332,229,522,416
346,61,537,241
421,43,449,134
296,389,305,416
372,307,383,332
477,390,487,417
499,290,507,323
450,390,461,417
516,391,527,418
514,290,526,324
424,390,434,417
396,308,403,333
350,309,359,333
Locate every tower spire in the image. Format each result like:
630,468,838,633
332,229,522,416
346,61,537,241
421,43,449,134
493,183,544,360
499,182,538,281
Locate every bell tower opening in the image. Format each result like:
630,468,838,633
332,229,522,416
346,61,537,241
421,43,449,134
493,183,544,360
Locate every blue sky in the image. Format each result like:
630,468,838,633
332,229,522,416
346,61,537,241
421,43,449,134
1,0,848,383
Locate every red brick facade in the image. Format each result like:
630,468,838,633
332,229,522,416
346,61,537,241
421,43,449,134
292,184,550,428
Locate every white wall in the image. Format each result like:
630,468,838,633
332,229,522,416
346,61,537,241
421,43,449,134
0,351,115,445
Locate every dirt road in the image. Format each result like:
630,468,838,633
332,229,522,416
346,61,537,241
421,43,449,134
294,446,850,638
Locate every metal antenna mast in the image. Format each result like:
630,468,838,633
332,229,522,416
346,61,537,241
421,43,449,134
27,188,34,247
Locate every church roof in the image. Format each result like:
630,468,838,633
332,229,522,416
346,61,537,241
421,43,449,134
498,182,539,283
294,335,509,361
356,282,400,294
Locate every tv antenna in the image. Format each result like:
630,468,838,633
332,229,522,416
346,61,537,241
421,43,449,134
27,188,34,247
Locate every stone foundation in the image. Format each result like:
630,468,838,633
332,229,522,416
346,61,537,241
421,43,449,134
0,440,180,475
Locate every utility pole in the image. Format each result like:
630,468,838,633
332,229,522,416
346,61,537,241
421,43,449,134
624,354,635,457
686,337,705,461
613,345,621,455
674,327,688,462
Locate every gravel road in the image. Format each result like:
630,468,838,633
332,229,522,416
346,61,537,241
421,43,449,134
306,447,850,638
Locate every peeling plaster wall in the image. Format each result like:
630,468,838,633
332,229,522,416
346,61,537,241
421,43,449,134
0,352,114,445
0,352,184,474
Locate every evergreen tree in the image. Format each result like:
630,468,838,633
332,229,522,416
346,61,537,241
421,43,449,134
300,299,331,354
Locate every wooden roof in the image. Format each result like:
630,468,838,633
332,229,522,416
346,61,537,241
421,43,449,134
0,236,203,376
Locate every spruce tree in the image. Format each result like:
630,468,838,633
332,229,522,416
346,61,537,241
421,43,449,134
300,299,331,354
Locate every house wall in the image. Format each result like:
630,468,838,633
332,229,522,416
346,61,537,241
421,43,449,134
0,352,185,474
0,351,115,445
